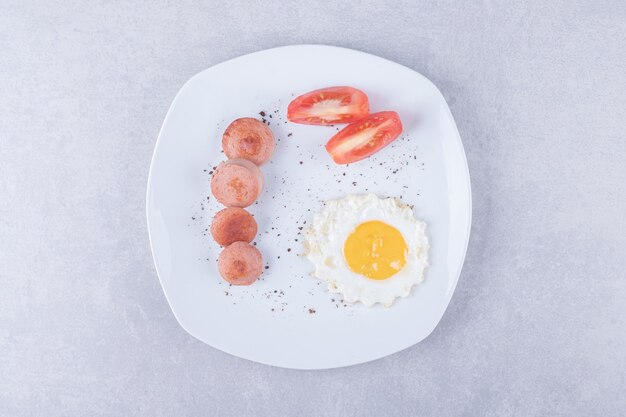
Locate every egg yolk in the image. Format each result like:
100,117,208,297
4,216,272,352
343,220,407,280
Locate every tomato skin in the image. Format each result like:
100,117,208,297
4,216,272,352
325,111,403,164
287,86,369,125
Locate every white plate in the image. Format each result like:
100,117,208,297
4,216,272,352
147,45,471,369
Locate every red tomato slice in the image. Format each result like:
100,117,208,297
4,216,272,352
325,111,403,164
287,86,369,125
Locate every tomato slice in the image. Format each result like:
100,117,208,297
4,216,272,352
287,86,369,125
325,111,403,164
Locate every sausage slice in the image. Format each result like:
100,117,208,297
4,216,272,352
217,242,263,285
210,159,264,208
210,207,257,246
222,118,275,165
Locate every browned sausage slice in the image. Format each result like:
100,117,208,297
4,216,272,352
210,159,264,208
222,118,275,165
217,242,263,285
210,207,257,246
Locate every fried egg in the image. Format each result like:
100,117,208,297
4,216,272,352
303,193,429,307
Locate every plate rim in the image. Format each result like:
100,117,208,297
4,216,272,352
146,44,472,369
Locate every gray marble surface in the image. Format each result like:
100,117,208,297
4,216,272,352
1,1,625,415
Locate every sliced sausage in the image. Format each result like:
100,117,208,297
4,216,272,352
222,118,275,165
217,241,263,285
210,158,264,208
210,207,257,246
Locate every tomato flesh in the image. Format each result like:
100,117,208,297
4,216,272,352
287,86,369,125
325,111,403,164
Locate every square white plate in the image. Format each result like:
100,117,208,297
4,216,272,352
147,45,471,369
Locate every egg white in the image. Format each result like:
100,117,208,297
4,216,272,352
303,193,429,307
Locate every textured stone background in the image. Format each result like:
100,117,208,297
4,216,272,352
1,1,625,415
